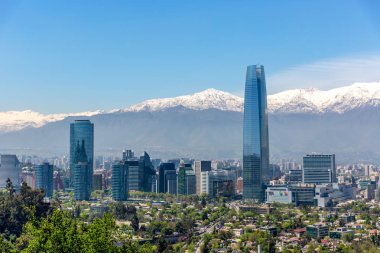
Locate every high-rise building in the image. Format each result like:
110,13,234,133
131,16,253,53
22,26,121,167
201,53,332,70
126,160,141,191
112,161,129,201
0,155,21,190
70,120,94,188
185,170,196,195
164,170,177,195
35,163,54,198
74,162,91,200
177,163,192,195
124,152,154,192
302,154,336,184
243,64,269,202
158,163,175,193
73,140,91,201
194,161,211,194
139,152,155,192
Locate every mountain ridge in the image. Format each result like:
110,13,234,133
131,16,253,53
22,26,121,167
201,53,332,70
0,81,380,132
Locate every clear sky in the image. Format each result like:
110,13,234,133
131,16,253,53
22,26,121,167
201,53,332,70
0,0,380,113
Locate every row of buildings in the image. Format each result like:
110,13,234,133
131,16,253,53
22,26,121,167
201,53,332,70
265,154,357,207
111,158,237,201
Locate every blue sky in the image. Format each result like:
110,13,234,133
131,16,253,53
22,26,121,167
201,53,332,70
0,0,379,113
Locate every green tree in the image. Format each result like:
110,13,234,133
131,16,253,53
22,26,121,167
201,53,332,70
0,234,16,253
82,213,118,253
0,182,51,239
21,209,83,253
5,178,15,197
130,214,139,232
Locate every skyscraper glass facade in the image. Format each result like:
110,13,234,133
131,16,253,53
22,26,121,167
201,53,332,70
243,65,269,202
158,163,175,193
35,163,54,198
70,120,94,188
112,161,129,201
74,162,91,200
302,154,336,184
177,164,192,195
139,152,155,192
126,161,141,191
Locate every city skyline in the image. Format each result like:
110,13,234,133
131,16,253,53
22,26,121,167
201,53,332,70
0,2,379,252
0,1,379,113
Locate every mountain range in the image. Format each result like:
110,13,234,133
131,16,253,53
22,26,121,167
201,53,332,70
0,82,380,163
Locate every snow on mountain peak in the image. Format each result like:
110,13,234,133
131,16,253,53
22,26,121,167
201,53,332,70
0,110,103,132
125,82,380,114
125,88,244,112
268,81,380,113
1,82,380,132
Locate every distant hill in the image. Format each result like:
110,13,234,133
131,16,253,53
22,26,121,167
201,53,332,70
0,82,380,163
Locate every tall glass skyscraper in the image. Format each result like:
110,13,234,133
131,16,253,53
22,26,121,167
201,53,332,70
243,64,269,202
70,120,94,188
35,162,54,198
73,140,91,200
112,161,129,201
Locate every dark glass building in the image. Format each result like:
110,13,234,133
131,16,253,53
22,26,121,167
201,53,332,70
243,64,269,202
112,161,129,201
165,170,177,195
35,162,54,198
158,163,175,193
177,164,192,195
70,120,94,188
73,140,91,200
139,152,155,192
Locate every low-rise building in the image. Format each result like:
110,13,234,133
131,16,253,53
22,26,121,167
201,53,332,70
306,223,329,239
329,227,354,239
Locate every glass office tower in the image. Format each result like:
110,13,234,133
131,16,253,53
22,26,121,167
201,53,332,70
243,64,269,202
112,161,129,201
303,154,336,184
158,163,175,193
35,162,54,198
73,140,91,200
70,120,94,188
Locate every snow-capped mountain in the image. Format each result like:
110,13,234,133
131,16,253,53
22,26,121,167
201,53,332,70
124,88,244,112
0,82,380,132
0,110,103,132
269,82,380,113
124,81,380,114
1,82,380,162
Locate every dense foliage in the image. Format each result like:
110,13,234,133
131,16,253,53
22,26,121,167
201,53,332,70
0,180,155,253
0,180,51,239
